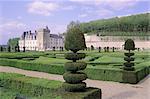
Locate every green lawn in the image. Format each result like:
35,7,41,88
32,56,69,64
0,72,62,99
0,87,61,99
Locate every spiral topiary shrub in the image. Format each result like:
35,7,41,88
63,23,87,92
63,72,87,84
64,62,87,72
124,39,135,71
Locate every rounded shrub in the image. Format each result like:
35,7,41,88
124,62,134,67
124,39,135,51
123,66,134,71
63,72,87,83
64,62,87,72
62,82,86,92
124,57,134,62
124,53,134,57
65,53,86,61
65,25,86,53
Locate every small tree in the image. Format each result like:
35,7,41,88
104,47,107,52
53,47,55,51
61,47,64,51
15,46,17,52
98,47,101,53
17,46,20,52
7,46,11,52
112,47,115,52
23,47,25,52
137,48,140,51
124,39,135,71
0,46,3,52
91,45,94,51
63,23,87,92
106,47,109,52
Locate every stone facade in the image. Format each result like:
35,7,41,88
19,26,64,51
84,34,150,50
19,28,150,51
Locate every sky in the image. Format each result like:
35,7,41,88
0,0,149,45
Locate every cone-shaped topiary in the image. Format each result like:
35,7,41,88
124,39,135,71
63,22,87,92
65,26,86,53
124,39,135,51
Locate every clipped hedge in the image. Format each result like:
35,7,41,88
61,87,101,99
124,53,134,57
63,72,87,83
0,58,64,75
0,58,149,84
124,62,134,67
0,73,62,97
65,53,86,60
84,67,149,84
65,62,87,72
0,53,45,59
1,73,101,99
124,57,134,62
62,82,86,92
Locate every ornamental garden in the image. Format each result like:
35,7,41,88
0,26,149,99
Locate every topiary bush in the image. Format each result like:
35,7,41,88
64,62,87,72
63,23,87,92
124,39,135,71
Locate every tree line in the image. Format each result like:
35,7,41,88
79,13,150,36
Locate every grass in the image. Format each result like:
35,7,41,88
0,72,62,99
0,72,62,89
0,87,61,99
0,72,101,99
32,56,69,64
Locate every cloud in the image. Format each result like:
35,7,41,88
70,0,140,10
17,16,22,20
105,0,139,10
96,8,114,18
78,14,88,18
69,0,102,5
0,20,27,44
27,1,59,16
62,5,76,10
0,20,26,31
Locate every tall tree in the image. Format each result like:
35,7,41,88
63,22,87,92
7,38,19,52
65,21,86,53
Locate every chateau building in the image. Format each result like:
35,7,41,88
19,26,150,51
84,34,150,50
19,26,64,51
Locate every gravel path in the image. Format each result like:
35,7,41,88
0,66,149,99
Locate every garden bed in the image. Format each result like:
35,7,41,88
0,51,149,84
0,73,101,99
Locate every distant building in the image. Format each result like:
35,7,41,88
84,34,150,50
19,26,64,51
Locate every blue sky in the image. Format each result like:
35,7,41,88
0,0,149,45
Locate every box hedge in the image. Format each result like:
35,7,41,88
0,58,149,84
0,73,101,99
0,73,62,97
0,58,64,75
